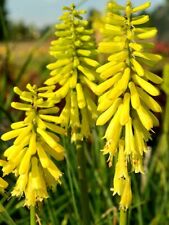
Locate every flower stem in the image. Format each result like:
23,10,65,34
30,206,36,225
120,209,127,225
76,141,90,225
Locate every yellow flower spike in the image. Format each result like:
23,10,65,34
45,4,99,142
97,0,162,209
1,83,65,206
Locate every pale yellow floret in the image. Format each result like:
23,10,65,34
0,177,8,191
37,128,58,149
132,2,151,13
133,119,146,155
69,70,77,88
100,62,125,80
132,15,149,25
131,58,144,76
104,105,122,141
129,82,140,109
70,91,80,128
133,51,162,62
96,61,116,73
108,51,128,62
84,89,98,120
29,132,37,155
136,29,157,39
76,83,86,109
137,105,153,130
129,43,143,51
96,73,121,95
11,121,26,129
97,98,122,126
80,76,98,94
137,87,162,112
144,70,163,84
105,24,123,34
120,93,130,125
98,42,125,53
81,108,91,138
1,127,28,141
12,174,28,197
78,65,96,81
14,127,31,146
133,74,160,96
79,57,99,67
125,118,135,155
19,150,31,175
47,58,71,70
120,177,132,210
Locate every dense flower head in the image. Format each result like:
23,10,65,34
96,0,162,210
1,84,66,206
45,4,99,142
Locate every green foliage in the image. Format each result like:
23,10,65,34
0,0,8,41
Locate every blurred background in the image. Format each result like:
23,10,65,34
0,0,168,87
0,1,169,225
0,0,169,87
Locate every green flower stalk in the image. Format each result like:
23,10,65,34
1,84,65,206
45,4,99,142
96,0,162,210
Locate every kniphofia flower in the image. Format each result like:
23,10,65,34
96,0,162,210
45,4,99,142
1,84,65,206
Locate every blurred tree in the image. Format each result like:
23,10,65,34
0,0,8,40
151,1,169,42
